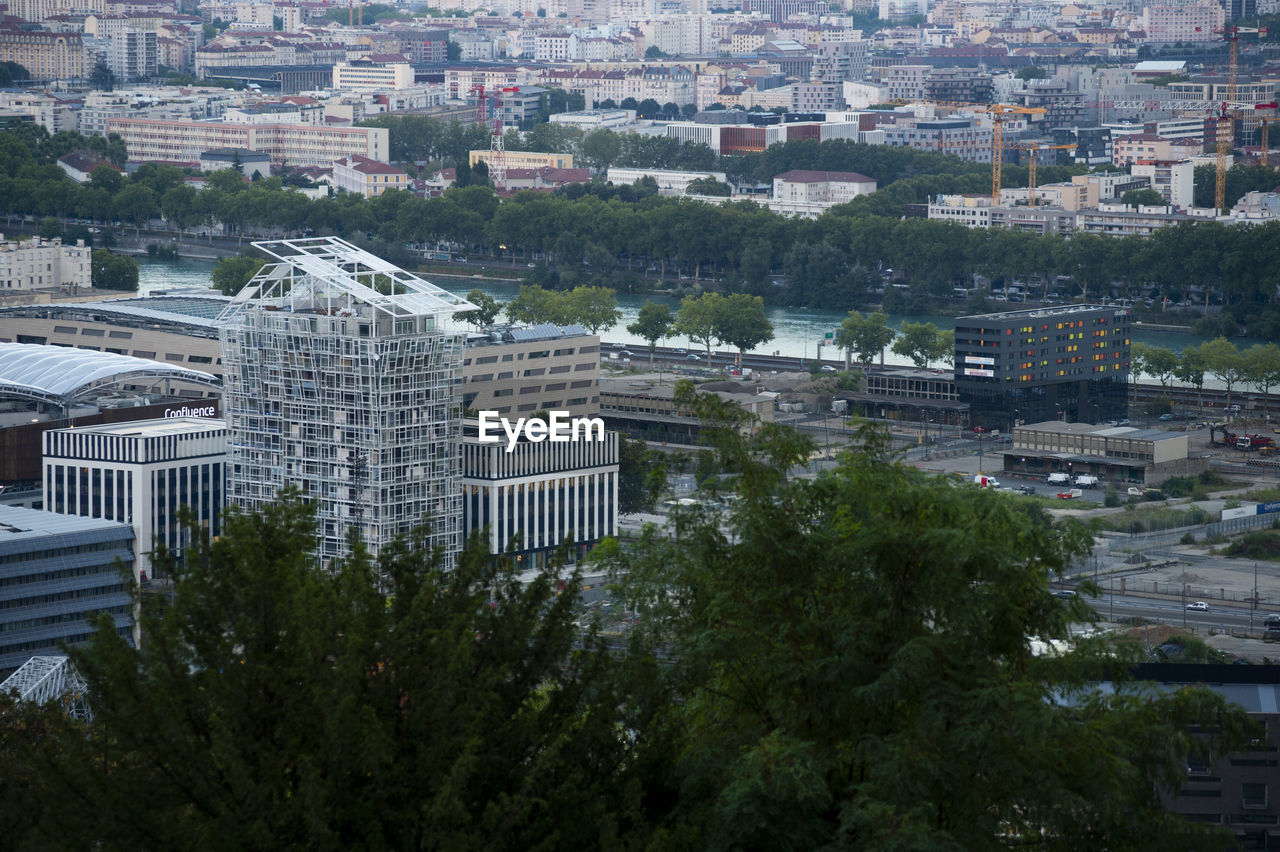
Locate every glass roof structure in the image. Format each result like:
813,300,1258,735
0,343,222,406
215,236,476,327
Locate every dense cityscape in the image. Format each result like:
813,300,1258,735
2,0,1280,844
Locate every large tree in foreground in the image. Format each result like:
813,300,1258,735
0,492,657,850
596,388,1257,850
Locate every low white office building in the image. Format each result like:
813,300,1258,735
42,416,227,582
0,235,90,293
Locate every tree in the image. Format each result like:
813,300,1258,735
714,293,773,358
628,300,674,370
1121,188,1167,208
1244,342,1280,418
683,177,730,197
0,492,653,849
89,59,114,91
457,288,502,329
38,216,60,238
582,129,621,171
211,254,266,296
562,285,621,334
674,292,724,362
1135,343,1179,393
889,320,950,368
446,39,461,60
598,395,1257,850
1201,336,1248,410
90,249,138,291
617,432,665,513
504,283,562,326
1015,64,1048,80
836,310,895,368
1176,344,1209,413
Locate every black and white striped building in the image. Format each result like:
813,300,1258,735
461,419,618,570
42,416,227,581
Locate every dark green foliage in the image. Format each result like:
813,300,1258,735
618,433,666,513
211,254,266,296
456,288,501,328
0,61,28,86
1121,188,1167,207
1226,530,1280,561
90,249,137,291
597,394,1259,849
0,492,656,849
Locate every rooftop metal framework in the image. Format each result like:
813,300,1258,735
0,656,92,722
216,236,476,329
0,343,222,407
218,237,473,567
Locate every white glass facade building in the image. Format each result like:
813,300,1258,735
216,237,475,565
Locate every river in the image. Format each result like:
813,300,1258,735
137,258,1259,371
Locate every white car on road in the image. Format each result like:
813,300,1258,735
1186,601,1210,612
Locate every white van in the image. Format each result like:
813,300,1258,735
1046,473,1070,485
1075,475,1099,488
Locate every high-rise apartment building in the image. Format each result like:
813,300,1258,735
216,237,476,565
953,304,1131,430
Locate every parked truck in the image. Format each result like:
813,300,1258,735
1236,434,1277,451
973,474,1001,488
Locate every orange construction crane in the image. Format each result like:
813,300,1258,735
894,100,1046,203
1216,26,1269,210
984,105,1048,203
1257,104,1280,165
1016,142,1076,206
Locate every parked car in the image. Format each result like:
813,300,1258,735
1159,413,1174,421
1014,485,1035,495
1051,589,1077,599
1186,601,1210,612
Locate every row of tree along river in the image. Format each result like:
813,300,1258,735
138,259,1260,375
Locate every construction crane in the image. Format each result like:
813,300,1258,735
1216,26,1269,211
983,105,1048,203
1256,104,1280,165
1016,142,1077,206
489,86,519,192
895,100,1046,203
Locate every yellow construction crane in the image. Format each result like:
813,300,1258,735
984,105,1048,203
1015,142,1077,206
893,100,1047,203
1216,26,1269,211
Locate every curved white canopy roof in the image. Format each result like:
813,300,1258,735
0,343,221,405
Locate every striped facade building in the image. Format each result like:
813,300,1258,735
461,419,618,569
42,416,227,582
105,118,390,167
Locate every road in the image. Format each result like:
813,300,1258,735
1086,590,1275,632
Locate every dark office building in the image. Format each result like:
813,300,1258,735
953,304,1130,431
